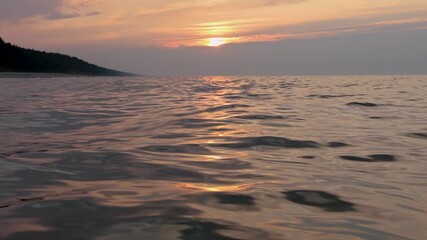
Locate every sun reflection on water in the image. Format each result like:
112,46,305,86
176,183,255,192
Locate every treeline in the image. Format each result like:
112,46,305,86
0,37,134,76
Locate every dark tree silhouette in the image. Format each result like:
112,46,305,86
0,37,134,76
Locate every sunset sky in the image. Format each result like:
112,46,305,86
1,0,427,75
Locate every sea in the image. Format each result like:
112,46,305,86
0,75,426,240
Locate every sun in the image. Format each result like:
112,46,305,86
207,38,226,47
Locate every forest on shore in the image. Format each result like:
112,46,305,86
0,37,134,76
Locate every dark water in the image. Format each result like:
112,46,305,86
0,76,426,240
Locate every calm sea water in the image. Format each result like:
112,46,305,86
0,76,426,240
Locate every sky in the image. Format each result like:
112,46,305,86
1,0,427,76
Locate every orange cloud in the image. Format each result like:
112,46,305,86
163,16,427,47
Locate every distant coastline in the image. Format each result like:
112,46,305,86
0,72,102,78
0,37,137,77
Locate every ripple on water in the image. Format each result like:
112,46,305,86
151,133,195,139
149,166,211,183
183,158,252,170
178,219,270,240
327,142,351,148
340,154,396,162
282,190,356,212
234,114,285,120
214,193,255,205
213,136,320,149
188,192,258,212
173,118,225,128
1,76,426,240
299,156,316,159
139,144,213,155
307,94,362,99
407,132,427,140
203,104,251,113
346,102,378,107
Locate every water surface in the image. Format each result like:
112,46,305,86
0,76,426,239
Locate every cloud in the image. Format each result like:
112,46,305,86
162,16,427,47
62,0,98,9
45,12,81,20
0,0,100,21
86,11,101,16
0,0,61,20
44,11,101,20
2,0,427,51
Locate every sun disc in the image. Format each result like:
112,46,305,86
207,38,226,47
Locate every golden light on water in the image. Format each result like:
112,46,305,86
176,183,255,192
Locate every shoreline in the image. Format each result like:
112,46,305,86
0,72,138,78
0,72,79,78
